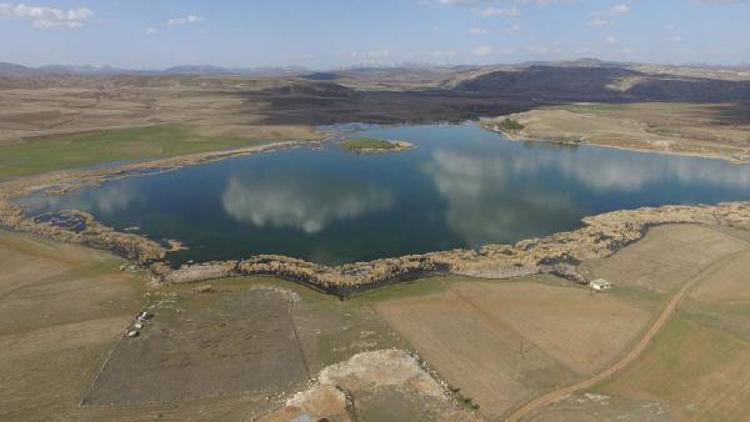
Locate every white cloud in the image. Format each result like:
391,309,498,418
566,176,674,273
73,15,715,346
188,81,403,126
525,45,549,54
438,0,478,4
505,23,521,33
610,4,630,15
413,49,458,61
589,3,631,27
0,3,93,29
473,45,493,56
589,17,610,26
667,34,684,42
350,49,390,58
480,6,521,16
145,27,157,35
694,0,749,4
166,14,204,26
605,35,618,45
440,0,562,5
468,26,489,34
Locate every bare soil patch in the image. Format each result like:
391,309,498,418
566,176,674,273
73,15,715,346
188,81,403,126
262,349,477,422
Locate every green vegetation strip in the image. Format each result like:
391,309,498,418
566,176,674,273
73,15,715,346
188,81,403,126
499,118,524,132
0,125,275,179
340,137,398,151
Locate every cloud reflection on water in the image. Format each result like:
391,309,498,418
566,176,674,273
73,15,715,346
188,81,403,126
221,174,393,234
541,149,750,192
29,183,140,215
425,144,750,247
425,149,581,248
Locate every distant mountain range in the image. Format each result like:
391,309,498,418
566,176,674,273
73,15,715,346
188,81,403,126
0,62,310,76
1,59,748,78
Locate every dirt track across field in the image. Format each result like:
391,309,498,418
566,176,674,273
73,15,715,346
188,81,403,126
507,237,750,421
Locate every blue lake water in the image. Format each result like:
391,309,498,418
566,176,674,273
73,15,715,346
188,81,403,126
20,123,750,266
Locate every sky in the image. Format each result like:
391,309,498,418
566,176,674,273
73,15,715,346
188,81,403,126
0,0,748,69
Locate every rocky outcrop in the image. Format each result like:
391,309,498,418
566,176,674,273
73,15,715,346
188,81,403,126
150,202,750,295
261,349,474,422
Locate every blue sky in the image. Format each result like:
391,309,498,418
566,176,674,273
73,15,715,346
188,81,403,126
0,0,748,69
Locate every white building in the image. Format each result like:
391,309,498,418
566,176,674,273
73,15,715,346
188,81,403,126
589,279,612,291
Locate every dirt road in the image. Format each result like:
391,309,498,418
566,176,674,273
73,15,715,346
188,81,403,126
506,240,750,421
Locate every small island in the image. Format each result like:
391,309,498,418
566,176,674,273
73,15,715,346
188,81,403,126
340,137,415,154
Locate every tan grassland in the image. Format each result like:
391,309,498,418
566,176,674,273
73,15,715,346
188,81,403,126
4,222,750,421
483,103,750,163
523,225,750,421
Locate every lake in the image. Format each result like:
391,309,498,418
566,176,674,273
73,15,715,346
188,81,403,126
19,123,750,266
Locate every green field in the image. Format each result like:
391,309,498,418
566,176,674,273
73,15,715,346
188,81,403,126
0,125,278,180
340,137,399,152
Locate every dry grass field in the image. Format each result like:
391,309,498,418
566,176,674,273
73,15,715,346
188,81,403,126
371,224,750,421
372,275,652,420
486,102,750,162
580,224,748,294
0,79,320,179
0,230,142,420
83,288,310,405
681,234,750,341
689,249,750,303
0,230,410,421
525,393,672,422
600,316,750,422
527,225,750,422
84,277,403,406
3,222,750,421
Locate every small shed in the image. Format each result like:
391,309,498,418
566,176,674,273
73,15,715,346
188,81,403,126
589,279,612,291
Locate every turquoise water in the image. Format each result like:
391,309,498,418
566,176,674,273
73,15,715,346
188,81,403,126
21,124,750,266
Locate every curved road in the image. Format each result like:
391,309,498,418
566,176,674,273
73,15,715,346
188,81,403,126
506,246,750,422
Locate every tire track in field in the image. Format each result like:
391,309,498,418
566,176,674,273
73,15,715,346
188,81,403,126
506,245,750,421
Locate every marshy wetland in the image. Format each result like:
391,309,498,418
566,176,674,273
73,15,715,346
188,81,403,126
18,123,750,267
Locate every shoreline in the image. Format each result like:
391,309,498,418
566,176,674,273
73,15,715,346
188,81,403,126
341,139,416,154
480,122,750,165
146,202,750,296
0,140,318,263
2,129,750,296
